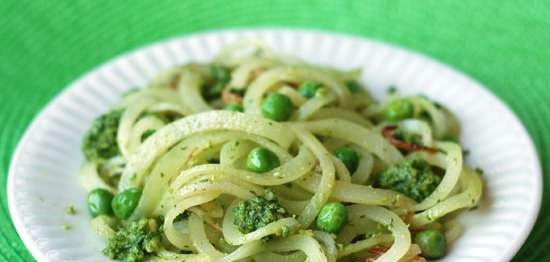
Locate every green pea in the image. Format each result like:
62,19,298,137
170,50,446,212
385,99,413,122
224,104,244,112
112,188,142,219
246,147,280,173
334,147,360,174
316,202,347,233
298,81,321,98
346,80,362,93
261,93,293,121
87,188,114,217
415,229,447,259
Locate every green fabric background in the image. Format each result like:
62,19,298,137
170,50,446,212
1,0,548,261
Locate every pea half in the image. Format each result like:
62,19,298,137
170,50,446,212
298,81,321,98
224,104,244,112
112,188,142,219
246,147,280,173
87,188,114,217
384,99,414,122
415,229,447,259
261,93,293,121
334,147,360,174
316,202,347,234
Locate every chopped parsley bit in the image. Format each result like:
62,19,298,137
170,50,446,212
280,225,290,237
65,205,77,215
462,149,470,156
426,210,435,221
346,81,362,93
387,85,397,94
63,223,73,230
384,218,395,231
315,87,329,97
140,129,156,142
444,135,460,143
366,232,380,239
474,167,485,176
391,196,399,206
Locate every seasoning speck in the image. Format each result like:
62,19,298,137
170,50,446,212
65,205,77,215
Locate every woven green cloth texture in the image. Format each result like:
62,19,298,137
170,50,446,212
1,1,548,261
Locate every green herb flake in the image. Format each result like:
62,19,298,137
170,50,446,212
474,167,485,176
65,205,77,215
280,225,290,238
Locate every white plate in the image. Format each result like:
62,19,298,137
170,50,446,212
8,29,542,262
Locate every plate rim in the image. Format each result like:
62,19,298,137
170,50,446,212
7,27,543,262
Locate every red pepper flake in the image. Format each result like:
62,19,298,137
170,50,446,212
366,246,390,261
382,125,438,154
284,81,298,89
222,88,243,104
402,212,414,225
368,246,389,255
410,227,425,234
